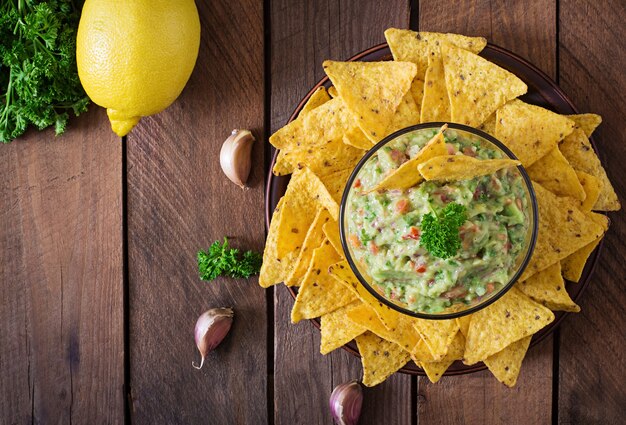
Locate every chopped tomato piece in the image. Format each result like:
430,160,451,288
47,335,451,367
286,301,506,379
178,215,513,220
485,283,495,294
368,241,379,254
402,226,421,240
463,146,477,157
353,179,361,188
446,143,456,154
390,149,406,164
395,199,409,214
349,234,361,248
415,263,427,273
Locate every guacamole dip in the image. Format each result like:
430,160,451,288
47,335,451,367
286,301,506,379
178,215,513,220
345,128,531,314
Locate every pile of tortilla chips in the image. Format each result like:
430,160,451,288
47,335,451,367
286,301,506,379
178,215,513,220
260,28,620,387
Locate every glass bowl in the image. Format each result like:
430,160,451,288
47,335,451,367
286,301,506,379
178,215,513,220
339,122,538,320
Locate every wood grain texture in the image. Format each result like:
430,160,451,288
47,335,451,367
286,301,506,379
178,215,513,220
0,108,124,424
126,1,265,424
269,1,412,424
417,1,556,423
558,1,626,423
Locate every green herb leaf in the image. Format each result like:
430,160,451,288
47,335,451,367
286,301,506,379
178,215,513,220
198,238,262,281
0,0,89,143
420,202,467,259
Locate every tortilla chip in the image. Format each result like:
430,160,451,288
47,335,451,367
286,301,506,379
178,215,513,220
566,113,602,137
421,50,450,122
520,182,605,280
323,60,416,142
526,147,585,200
418,155,520,182
355,332,410,387
442,43,527,127
276,168,339,258
328,260,399,331
412,317,460,361
273,150,294,175
456,315,472,338
410,79,425,116
343,127,373,150
495,99,575,166
463,288,554,364
517,262,580,312
576,171,601,212
300,87,331,116
388,91,421,133
346,303,420,352
284,209,332,286
561,212,608,282
478,113,497,136
318,167,353,205
418,331,465,383
259,198,297,287
328,86,338,98
411,338,435,363
560,129,620,211
322,219,343,257
320,301,366,354
370,125,448,191
291,239,357,323
384,28,486,79
483,336,532,387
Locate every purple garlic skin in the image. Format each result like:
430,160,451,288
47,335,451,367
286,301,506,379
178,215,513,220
193,308,234,369
330,380,363,425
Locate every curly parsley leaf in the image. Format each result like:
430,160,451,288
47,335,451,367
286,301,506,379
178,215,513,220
420,202,467,259
0,0,89,143
198,238,262,281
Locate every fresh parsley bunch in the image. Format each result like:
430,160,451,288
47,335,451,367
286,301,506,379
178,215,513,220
0,0,90,143
420,202,467,259
198,238,263,281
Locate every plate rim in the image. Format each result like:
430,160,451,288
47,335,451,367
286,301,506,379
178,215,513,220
264,41,604,376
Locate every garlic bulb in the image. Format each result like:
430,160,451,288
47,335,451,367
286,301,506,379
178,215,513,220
192,308,234,369
220,129,255,188
330,380,363,425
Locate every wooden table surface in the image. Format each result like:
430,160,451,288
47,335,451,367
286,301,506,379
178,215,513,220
1,1,625,424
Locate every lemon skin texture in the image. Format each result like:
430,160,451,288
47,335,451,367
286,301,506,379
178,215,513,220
76,0,201,136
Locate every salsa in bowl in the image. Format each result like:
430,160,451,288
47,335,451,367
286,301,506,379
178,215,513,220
340,123,538,319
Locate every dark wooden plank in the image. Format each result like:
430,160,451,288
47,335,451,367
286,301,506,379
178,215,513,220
558,1,626,423
0,108,124,424
270,1,412,424
417,1,557,423
126,0,266,424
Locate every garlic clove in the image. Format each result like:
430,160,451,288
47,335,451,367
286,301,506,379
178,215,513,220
330,380,363,425
220,129,255,189
192,307,234,369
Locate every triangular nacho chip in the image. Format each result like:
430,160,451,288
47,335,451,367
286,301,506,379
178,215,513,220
410,78,425,116
370,125,447,191
291,239,357,323
495,99,575,166
384,28,486,79
259,198,297,287
322,219,343,258
328,86,338,98
478,113,497,136
566,113,602,137
520,182,605,280
328,260,399,331
463,288,554,364
527,147,585,200
387,91,421,133
318,167,353,205
417,331,465,383
356,332,410,387
276,168,339,258
442,43,527,127
561,212,608,282
517,262,580,312
323,60,417,142
456,315,472,338
418,155,520,181
284,209,332,286
412,317,460,361
483,335,532,387
421,50,450,122
559,129,620,211
300,87,331,116
320,301,366,354
576,171,601,212
343,127,374,150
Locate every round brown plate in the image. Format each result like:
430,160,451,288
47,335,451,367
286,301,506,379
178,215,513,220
265,43,603,376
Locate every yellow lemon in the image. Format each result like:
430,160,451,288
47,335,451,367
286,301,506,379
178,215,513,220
76,0,200,136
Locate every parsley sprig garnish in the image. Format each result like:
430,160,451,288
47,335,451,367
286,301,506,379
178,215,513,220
420,202,467,259
198,238,262,281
